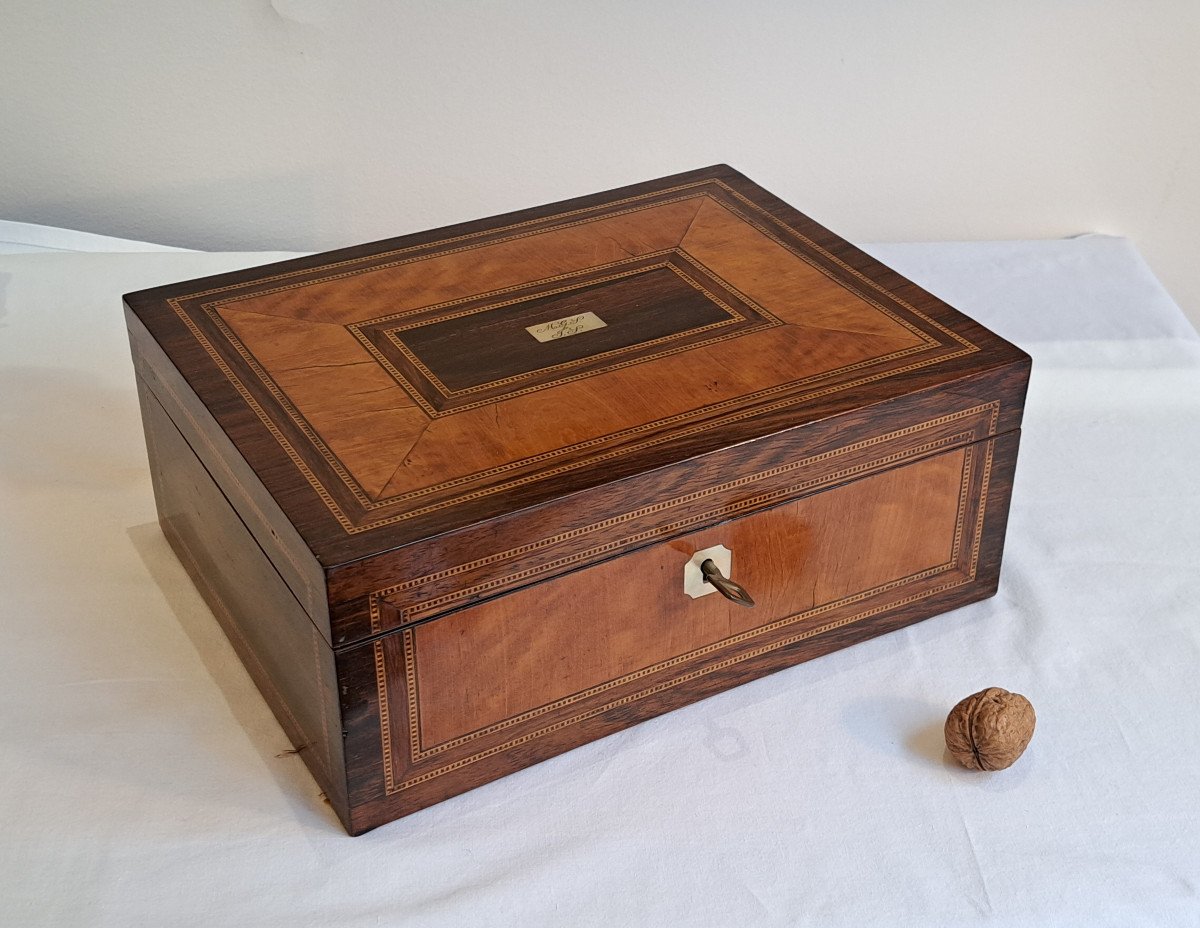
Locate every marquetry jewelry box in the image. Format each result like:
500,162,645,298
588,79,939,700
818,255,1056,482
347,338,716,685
125,165,1030,834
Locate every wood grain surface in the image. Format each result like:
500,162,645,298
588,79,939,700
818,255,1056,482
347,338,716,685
410,446,968,751
336,429,1021,834
135,378,347,823
126,165,1032,834
126,165,1028,571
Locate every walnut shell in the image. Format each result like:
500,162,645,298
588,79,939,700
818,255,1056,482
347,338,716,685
944,687,1036,771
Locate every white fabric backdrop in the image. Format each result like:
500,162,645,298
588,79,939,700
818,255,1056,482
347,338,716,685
1,231,1197,926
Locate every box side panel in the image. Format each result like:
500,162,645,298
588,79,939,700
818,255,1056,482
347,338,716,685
127,306,331,640
339,429,1021,834
137,377,350,829
328,356,1029,646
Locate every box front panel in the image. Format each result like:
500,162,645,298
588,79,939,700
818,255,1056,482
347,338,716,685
407,448,966,752
341,431,1019,833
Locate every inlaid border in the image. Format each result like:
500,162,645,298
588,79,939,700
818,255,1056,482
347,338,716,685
370,403,998,794
163,178,980,534
408,444,977,761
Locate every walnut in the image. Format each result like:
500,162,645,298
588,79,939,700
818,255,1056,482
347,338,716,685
944,687,1036,771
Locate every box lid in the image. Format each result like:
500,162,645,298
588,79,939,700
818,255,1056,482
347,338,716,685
125,165,1028,582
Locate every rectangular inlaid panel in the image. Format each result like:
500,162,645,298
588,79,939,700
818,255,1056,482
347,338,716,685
367,437,996,807
351,251,781,414
409,447,965,749
130,166,1007,547
199,185,952,518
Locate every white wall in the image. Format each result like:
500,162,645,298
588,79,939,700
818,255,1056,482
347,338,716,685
4,1,1199,326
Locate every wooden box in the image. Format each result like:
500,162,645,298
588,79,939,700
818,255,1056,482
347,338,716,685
125,165,1030,834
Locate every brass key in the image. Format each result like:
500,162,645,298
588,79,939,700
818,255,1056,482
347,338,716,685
700,558,756,607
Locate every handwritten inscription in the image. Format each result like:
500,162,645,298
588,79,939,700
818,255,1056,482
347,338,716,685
525,311,607,343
